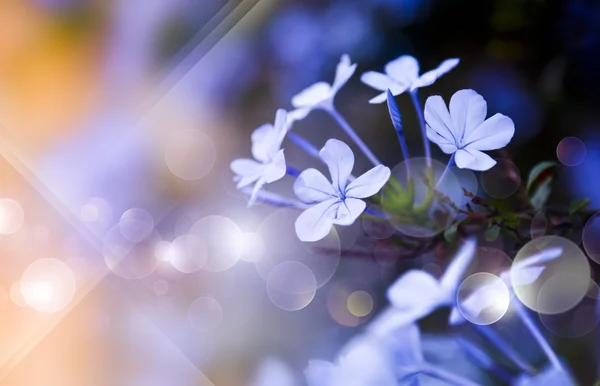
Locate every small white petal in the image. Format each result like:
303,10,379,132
230,158,265,187
320,139,354,192
384,55,419,85
291,82,333,109
464,113,515,151
511,266,546,286
305,360,334,386
449,89,487,143
436,58,460,75
449,306,467,325
455,148,497,171
439,238,477,294
360,71,393,91
387,270,448,325
426,126,458,154
332,54,357,92
412,58,459,90
294,168,337,203
295,199,339,242
261,150,287,184
424,95,458,147
287,108,311,125
332,198,366,226
251,124,276,163
345,165,391,198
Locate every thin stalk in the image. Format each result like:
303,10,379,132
436,153,456,189
410,90,431,167
326,106,381,166
286,166,301,177
287,132,321,161
473,324,535,374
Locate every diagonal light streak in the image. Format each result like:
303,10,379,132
0,0,278,379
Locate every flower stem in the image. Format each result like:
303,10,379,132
410,90,431,167
418,363,480,386
241,188,306,209
473,324,535,374
287,132,321,161
513,300,564,372
326,107,382,166
286,166,301,177
435,153,455,189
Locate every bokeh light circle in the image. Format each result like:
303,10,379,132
187,296,223,332
165,130,215,180
189,216,243,272
347,290,374,317
20,258,76,313
169,234,208,273
557,137,586,167
511,236,590,314
154,279,169,295
119,208,154,243
0,199,24,235
266,261,317,311
239,232,265,263
381,157,463,238
583,212,600,265
103,225,161,280
10,281,26,307
529,205,582,244
456,273,510,325
373,242,400,267
480,159,521,199
256,209,340,288
539,295,599,338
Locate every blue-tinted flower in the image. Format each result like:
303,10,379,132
305,321,422,386
291,54,357,116
386,238,476,327
449,247,563,325
361,55,459,103
293,139,390,242
230,109,289,206
425,89,515,171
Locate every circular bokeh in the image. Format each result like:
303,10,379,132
373,242,401,267
381,157,463,238
539,294,599,338
103,225,161,280
362,205,396,240
20,258,76,313
511,236,590,315
256,209,340,288
583,212,600,265
189,215,243,272
169,234,208,273
165,130,216,180
119,208,154,243
0,198,24,235
529,205,582,244
480,159,521,199
266,261,317,311
456,273,511,325
557,137,586,167
327,281,375,327
187,297,223,332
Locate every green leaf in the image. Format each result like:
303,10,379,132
530,177,552,211
444,223,458,242
526,161,557,194
485,225,501,241
569,198,590,215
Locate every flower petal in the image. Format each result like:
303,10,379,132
332,54,357,92
287,108,311,125
305,360,334,386
360,71,393,91
251,124,276,163
424,95,457,147
345,165,391,198
295,199,339,242
262,150,287,184
294,168,337,204
387,270,448,325
384,55,419,85
426,126,457,154
319,139,354,192
415,58,460,90
449,89,487,144
291,82,332,109
439,238,477,294
464,113,515,151
332,198,366,226
231,158,265,187
455,148,497,171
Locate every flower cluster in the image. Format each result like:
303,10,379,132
232,53,579,385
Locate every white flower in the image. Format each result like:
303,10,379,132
293,139,390,242
291,54,357,115
230,109,288,206
386,238,476,327
449,247,563,325
425,89,515,171
361,55,459,103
